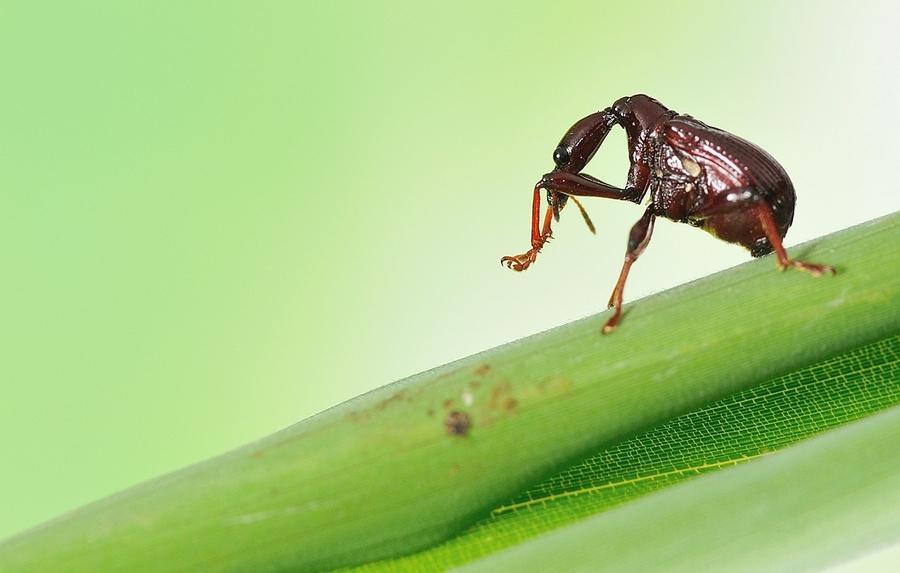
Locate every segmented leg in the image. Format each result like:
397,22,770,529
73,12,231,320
501,172,642,272
603,206,655,334
757,204,835,276
501,184,554,272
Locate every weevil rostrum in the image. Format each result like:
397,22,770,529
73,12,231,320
501,94,835,333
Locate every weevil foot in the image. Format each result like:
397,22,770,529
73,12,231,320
501,233,552,272
501,249,539,272
601,312,621,335
779,259,837,277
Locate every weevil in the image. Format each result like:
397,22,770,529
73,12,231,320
501,94,835,333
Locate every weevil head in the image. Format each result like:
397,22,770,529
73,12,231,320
551,110,617,173
551,96,671,174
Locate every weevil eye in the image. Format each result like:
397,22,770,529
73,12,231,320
553,146,570,167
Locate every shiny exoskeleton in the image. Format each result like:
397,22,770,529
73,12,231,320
501,94,835,333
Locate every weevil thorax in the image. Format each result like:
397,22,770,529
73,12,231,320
613,95,673,157
612,95,676,192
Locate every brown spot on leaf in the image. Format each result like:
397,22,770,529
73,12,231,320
538,377,574,395
345,409,373,423
473,364,492,377
444,411,472,437
434,366,464,381
443,398,455,409
468,380,481,390
375,389,408,411
504,397,518,412
489,380,512,409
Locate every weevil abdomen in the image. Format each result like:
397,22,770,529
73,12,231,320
657,117,796,255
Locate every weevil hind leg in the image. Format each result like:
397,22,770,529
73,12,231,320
603,206,656,334
695,188,835,277
756,204,836,277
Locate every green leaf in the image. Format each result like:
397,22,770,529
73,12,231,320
456,404,900,573
0,213,898,573
350,334,899,571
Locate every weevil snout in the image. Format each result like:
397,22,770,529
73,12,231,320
539,172,596,231
536,173,565,220
551,110,618,173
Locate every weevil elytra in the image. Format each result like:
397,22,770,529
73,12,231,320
501,94,835,333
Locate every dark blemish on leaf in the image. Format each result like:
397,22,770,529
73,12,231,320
435,368,459,381
345,409,372,423
473,364,492,377
375,389,408,411
468,380,481,390
426,409,435,417
537,377,574,396
443,398,455,409
444,411,471,437
489,380,512,410
504,397,519,412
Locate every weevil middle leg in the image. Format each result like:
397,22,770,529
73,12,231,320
603,205,656,334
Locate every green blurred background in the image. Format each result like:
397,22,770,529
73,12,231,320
1,0,897,546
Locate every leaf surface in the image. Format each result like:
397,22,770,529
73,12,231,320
1,214,897,573
351,335,899,571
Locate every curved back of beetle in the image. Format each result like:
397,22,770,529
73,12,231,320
611,95,674,192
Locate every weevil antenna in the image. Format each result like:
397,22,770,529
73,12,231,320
570,196,596,234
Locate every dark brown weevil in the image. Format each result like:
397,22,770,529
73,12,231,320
502,94,835,333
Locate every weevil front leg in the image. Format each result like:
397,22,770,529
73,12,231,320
500,184,555,272
603,205,655,334
501,173,642,272
502,106,639,272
